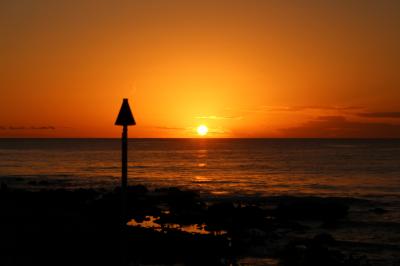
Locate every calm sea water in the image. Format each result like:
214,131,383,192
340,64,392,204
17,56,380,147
0,138,399,200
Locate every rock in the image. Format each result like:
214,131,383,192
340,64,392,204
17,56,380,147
313,233,336,245
275,197,349,221
127,184,148,195
234,206,266,227
370,207,388,214
1,181,8,192
208,202,236,219
279,240,367,266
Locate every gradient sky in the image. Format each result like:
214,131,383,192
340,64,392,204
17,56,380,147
1,0,400,138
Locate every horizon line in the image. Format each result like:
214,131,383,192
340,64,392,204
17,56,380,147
1,137,400,140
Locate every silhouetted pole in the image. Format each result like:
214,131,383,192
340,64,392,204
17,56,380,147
121,125,128,221
115,98,136,266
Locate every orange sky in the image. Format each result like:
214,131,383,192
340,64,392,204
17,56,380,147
1,1,400,138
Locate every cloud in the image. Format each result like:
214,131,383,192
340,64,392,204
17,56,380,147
242,105,361,114
154,125,230,135
154,126,186,131
357,112,400,118
280,116,400,138
0,126,55,130
208,127,231,134
266,105,360,112
196,115,242,120
30,126,56,130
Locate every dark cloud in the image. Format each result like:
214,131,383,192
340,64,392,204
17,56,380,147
284,106,360,112
280,116,400,138
0,126,55,130
196,115,242,120
155,126,186,131
278,106,360,112
357,112,400,118
8,126,25,130
244,105,361,113
30,126,55,130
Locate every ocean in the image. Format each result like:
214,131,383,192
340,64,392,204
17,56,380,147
1,138,400,199
1,138,400,264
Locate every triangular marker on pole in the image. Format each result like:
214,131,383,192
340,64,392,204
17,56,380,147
115,98,136,126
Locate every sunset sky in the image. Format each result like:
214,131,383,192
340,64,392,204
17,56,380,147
1,0,400,138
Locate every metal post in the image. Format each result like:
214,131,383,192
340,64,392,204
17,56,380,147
121,125,128,223
121,125,128,266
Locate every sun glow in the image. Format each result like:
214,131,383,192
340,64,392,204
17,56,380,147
197,125,208,136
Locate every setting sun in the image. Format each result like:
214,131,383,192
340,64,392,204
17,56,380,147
197,125,208,136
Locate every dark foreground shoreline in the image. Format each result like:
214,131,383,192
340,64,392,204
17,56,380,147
0,185,398,266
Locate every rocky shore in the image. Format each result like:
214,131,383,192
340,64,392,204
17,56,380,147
0,184,398,266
